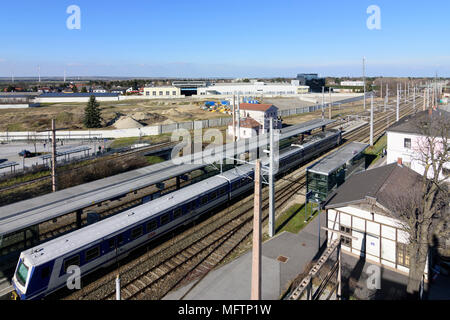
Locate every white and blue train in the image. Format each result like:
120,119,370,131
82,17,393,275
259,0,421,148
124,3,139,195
12,130,341,300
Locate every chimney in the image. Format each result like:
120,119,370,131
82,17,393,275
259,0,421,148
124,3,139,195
397,157,403,166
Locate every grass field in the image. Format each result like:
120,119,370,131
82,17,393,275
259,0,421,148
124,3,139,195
275,202,319,234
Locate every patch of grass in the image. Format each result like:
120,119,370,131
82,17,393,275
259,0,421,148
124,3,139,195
6,123,25,131
364,134,387,166
276,203,319,234
145,155,165,165
0,170,50,188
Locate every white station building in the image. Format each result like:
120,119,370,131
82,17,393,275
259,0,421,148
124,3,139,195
227,103,281,139
324,163,429,279
386,108,450,181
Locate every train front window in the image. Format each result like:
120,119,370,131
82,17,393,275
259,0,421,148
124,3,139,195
16,261,29,286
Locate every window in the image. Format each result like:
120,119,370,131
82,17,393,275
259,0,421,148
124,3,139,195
219,187,227,196
166,91,170,95
340,226,352,247
41,266,50,279
160,213,171,225
64,255,80,273
172,91,177,95
397,243,410,267
173,208,183,219
85,246,100,262
159,91,163,96
117,234,124,246
153,91,156,96
108,239,116,250
146,91,149,96
131,226,143,240
200,195,208,205
404,138,411,149
210,191,217,201
147,220,158,232
16,261,29,286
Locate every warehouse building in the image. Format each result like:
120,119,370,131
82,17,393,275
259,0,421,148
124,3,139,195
142,86,182,98
197,82,309,96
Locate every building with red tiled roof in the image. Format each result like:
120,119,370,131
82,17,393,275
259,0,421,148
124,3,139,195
238,103,281,131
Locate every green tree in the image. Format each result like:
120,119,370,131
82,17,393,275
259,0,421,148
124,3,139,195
83,96,102,128
81,87,88,93
72,85,79,93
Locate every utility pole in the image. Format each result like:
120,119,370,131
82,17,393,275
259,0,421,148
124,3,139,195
363,57,366,111
232,94,236,141
384,83,388,112
380,79,383,98
251,159,262,300
321,86,325,119
396,84,400,122
51,119,58,192
370,94,374,146
328,88,332,120
237,92,241,141
38,65,41,83
413,86,416,112
268,118,275,238
116,275,121,300
423,88,427,111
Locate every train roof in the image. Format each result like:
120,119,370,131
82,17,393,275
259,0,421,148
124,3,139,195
22,171,233,266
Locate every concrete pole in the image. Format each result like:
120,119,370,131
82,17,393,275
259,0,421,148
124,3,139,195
116,275,121,300
396,84,400,122
251,159,262,300
268,118,275,238
321,86,325,119
363,57,366,111
413,86,416,112
370,94,374,146
380,80,383,98
423,88,427,111
232,94,236,141
237,92,241,141
337,241,342,300
329,88,332,119
384,83,388,112
51,119,58,192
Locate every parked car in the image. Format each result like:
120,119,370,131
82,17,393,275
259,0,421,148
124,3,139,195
18,150,32,158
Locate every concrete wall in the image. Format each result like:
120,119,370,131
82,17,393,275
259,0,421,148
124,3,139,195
0,103,40,109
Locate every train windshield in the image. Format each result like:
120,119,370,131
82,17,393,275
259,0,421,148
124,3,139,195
16,260,29,286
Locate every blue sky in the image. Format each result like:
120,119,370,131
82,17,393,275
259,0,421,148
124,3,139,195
1,0,449,77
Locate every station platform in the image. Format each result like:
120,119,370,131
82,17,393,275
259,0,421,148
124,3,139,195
164,213,327,300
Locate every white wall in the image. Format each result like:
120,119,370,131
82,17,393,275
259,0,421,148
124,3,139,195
387,131,449,181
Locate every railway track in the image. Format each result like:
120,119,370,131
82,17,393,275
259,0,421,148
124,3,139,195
64,96,421,300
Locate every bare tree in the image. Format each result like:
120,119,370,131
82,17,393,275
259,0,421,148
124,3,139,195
385,110,449,298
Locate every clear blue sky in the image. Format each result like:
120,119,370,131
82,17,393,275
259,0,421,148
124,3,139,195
1,0,449,78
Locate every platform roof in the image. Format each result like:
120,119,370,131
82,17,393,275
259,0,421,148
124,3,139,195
40,146,91,160
0,161,19,170
0,118,335,237
307,141,369,176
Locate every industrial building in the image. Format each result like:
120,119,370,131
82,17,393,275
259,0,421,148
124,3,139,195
197,81,309,96
297,73,319,85
142,86,182,98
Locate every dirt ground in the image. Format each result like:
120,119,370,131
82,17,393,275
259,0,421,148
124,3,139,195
0,96,381,132
0,98,228,131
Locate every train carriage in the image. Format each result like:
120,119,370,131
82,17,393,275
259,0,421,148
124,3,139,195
12,130,342,300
